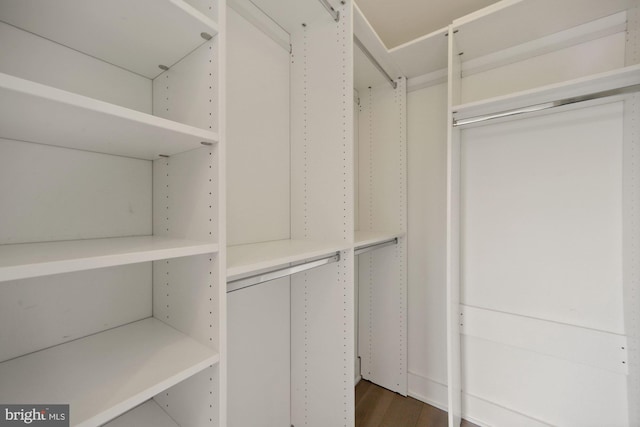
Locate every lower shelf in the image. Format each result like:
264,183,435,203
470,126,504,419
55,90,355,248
0,318,219,427
103,400,179,427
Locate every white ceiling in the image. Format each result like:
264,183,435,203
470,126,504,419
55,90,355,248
355,0,502,49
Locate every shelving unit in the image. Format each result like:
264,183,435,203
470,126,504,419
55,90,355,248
0,0,226,425
0,73,218,159
0,318,218,427
0,237,218,282
445,1,640,425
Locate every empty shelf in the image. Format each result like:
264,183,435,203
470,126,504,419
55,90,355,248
103,400,179,427
0,72,219,160
452,64,640,126
227,239,349,279
0,318,219,427
0,236,218,282
0,0,218,79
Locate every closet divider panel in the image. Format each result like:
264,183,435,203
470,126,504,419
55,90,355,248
624,1,640,423
446,24,463,427
356,80,408,395
151,3,225,423
289,1,355,426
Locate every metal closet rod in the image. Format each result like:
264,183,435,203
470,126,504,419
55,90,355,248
353,36,398,90
453,83,640,128
226,252,341,293
317,0,340,22
354,237,398,256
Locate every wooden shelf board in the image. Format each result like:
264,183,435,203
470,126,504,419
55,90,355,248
0,72,218,160
0,236,218,282
0,318,219,427
0,0,218,79
227,239,349,279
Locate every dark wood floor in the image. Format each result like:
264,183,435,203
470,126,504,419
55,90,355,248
356,380,479,427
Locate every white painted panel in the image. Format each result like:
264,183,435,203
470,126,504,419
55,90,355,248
153,39,218,132
461,305,628,374
407,83,448,392
357,84,405,233
461,102,624,333
105,400,179,427
153,146,219,242
154,366,219,427
0,263,150,363
358,245,405,393
226,8,290,246
291,253,354,427
0,139,151,245
153,254,220,349
290,2,353,243
461,33,626,103
0,22,151,112
462,336,629,427
228,277,290,427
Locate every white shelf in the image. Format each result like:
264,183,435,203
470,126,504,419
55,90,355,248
0,0,218,79
452,64,640,124
452,0,632,61
227,239,349,279
0,72,218,160
0,318,219,427
355,230,404,249
103,400,179,427
0,236,218,282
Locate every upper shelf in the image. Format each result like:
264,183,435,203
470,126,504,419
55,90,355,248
0,72,218,159
227,239,350,280
0,318,218,427
452,0,633,62
0,0,218,79
452,64,640,125
0,236,218,282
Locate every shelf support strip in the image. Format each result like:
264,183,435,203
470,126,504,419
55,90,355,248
226,252,341,293
453,84,640,128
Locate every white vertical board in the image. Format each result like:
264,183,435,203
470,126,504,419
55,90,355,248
460,102,624,332
290,2,354,426
407,83,449,401
624,3,640,423
228,278,290,427
447,25,463,427
226,7,290,245
0,264,151,363
356,80,408,395
0,21,151,113
0,140,151,245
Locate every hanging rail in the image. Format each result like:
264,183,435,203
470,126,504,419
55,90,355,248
317,0,340,22
353,36,398,90
453,84,640,128
354,237,398,256
227,252,341,293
